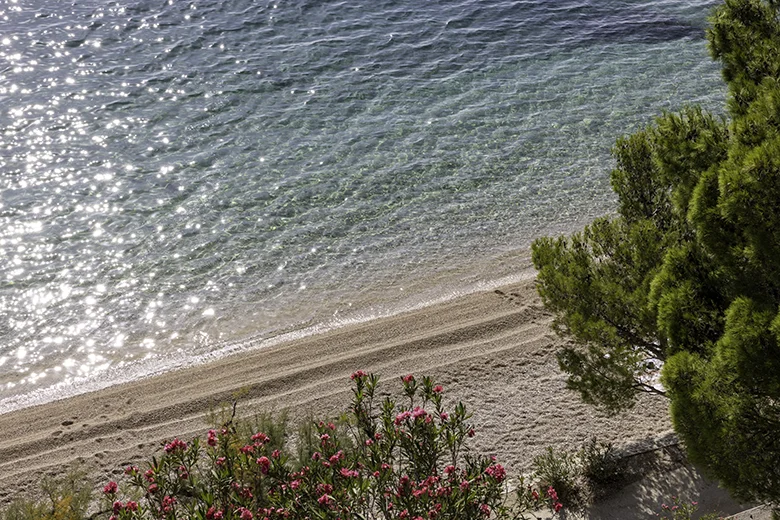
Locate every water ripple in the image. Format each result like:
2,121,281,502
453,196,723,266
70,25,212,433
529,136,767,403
0,0,724,409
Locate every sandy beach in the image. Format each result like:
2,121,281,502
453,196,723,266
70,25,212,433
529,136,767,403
0,276,673,506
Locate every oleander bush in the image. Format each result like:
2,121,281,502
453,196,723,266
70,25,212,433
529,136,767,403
99,372,564,520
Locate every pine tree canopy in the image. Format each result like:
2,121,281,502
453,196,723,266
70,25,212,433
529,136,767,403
531,0,780,504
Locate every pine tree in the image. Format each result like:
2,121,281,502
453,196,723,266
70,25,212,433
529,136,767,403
532,0,780,503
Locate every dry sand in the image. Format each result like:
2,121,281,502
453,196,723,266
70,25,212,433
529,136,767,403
0,277,675,508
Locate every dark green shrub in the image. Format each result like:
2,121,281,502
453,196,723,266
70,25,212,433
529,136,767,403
1,470,92,520
579,437,625,498
531,446,585,512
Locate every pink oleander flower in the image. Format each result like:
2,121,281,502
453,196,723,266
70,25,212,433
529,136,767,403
365,438,373,446
317,494,332,506
467,428,475,437
163,438,187,453
547,486,559,502
147,483,158,494
240,444,255,454
125,501,138,512
238,508,253,520
144,469,155,482
216,456,226,466
340,467,358,478
531,489,540,501
554,502,563,512
433,385,443,393
124,465,138,475
232,482,253,500
412,406,427,420
480,504,491,516
317,483,333,494
251,431,270,443
440,412,449,421
351,370,367,380
444,465,456,474
290,479,300,489
402,374,414,384
161,495,176,513
395,410,412,424
207,429,218,446
112,501,123,513
485,463,506,482
257,456,271,474
426,475,440,486
103,481,118,495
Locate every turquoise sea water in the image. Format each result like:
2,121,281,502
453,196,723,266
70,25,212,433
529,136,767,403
0,0,725,411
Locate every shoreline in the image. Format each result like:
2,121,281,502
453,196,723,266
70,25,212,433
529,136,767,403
0,250,540,415
0,275,672,504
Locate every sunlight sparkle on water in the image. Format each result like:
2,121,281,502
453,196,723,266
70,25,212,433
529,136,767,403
0,0,725,409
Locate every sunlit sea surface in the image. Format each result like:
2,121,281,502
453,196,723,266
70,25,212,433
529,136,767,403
0,0,725,412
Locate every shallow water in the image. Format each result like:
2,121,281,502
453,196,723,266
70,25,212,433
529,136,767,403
0,0,725,411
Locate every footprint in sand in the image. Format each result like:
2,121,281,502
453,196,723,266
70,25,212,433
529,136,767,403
494,289,523,306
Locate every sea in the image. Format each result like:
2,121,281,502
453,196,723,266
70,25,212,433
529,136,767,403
0,0,726,413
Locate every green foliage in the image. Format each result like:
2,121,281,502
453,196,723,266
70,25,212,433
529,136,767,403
529,438,627,511
532,0,780,504
531,447,585,512
578,438,625,499
532,216,668,411
707,0,780,115
0,470,92,520
99,372,565,520
656,495,723,520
